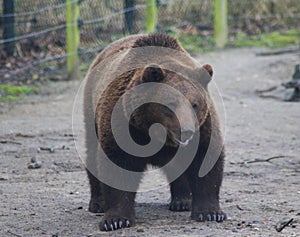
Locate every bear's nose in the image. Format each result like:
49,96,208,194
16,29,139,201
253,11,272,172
180,127,195,143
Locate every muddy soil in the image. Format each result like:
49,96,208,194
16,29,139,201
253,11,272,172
0,48,299,237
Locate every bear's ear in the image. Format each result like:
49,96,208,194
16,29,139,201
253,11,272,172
141,64,165,83
198,64,213,85
203,64,213,77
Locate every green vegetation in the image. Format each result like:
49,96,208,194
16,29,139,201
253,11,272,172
231,29,300,48
171,32,216,54
172,29,299,54
0,85,38,102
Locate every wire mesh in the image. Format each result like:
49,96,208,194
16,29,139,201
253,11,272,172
0,0,299,84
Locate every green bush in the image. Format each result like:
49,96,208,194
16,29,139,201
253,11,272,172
0,85,38,102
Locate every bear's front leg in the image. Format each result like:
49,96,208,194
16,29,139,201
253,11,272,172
96,148,146,231
168,173,192,211
187,152,227,222
99,184,136,231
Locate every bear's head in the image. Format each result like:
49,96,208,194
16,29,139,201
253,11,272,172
122,63,213,147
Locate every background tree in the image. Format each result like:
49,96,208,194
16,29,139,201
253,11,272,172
2,0,15,56
124,0,136,34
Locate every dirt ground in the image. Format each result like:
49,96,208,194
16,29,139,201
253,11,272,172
0,48,299,237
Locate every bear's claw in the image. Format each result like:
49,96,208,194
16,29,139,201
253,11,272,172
197,212,227,222
169,197,192,212
100,218,131,231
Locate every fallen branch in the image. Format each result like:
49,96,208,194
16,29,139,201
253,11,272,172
38,145,70,153
276,218,294,232
0,140,22,145
236,204,244,211
246,155,287,164
15,133,35,138
255,86,277,94
256,47,300,56
232,155,288,165
7,230,22,237
39,147,55,153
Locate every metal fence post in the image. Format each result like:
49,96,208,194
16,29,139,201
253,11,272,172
146,0,157,33
214,0,228,48
66,0,80,80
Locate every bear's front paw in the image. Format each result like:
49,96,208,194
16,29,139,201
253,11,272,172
99,216,134,231
169,197,192,212
191,211,227,222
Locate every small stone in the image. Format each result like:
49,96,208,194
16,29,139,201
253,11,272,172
28,158,42,169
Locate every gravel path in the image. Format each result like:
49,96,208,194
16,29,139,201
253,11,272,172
0,48,299,237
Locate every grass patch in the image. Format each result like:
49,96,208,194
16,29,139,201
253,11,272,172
79,62,91,77
0,85,39,102
172,29,299,53
171,32,216,54
230,29,300,48
78,29,299,71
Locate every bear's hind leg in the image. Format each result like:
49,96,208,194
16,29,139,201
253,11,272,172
168,174,192,212
87,169,105,213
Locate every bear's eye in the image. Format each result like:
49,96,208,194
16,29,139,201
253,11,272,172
192,102,199,110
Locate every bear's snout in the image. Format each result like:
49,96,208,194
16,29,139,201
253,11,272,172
169,126,195,146
180,127,195,144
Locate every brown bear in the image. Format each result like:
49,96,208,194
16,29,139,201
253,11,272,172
83,33,226,231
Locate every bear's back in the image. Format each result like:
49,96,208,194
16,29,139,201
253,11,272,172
90,33,184,70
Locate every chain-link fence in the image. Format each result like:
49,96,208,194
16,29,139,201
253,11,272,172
0,0,300,84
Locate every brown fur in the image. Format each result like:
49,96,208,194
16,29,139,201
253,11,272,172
84,33,226,231
132,33,184,51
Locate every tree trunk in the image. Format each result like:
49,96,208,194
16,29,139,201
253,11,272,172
124,0,136,34
3,0,15,56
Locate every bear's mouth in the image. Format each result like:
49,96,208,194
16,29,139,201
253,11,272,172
168,133,193,147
